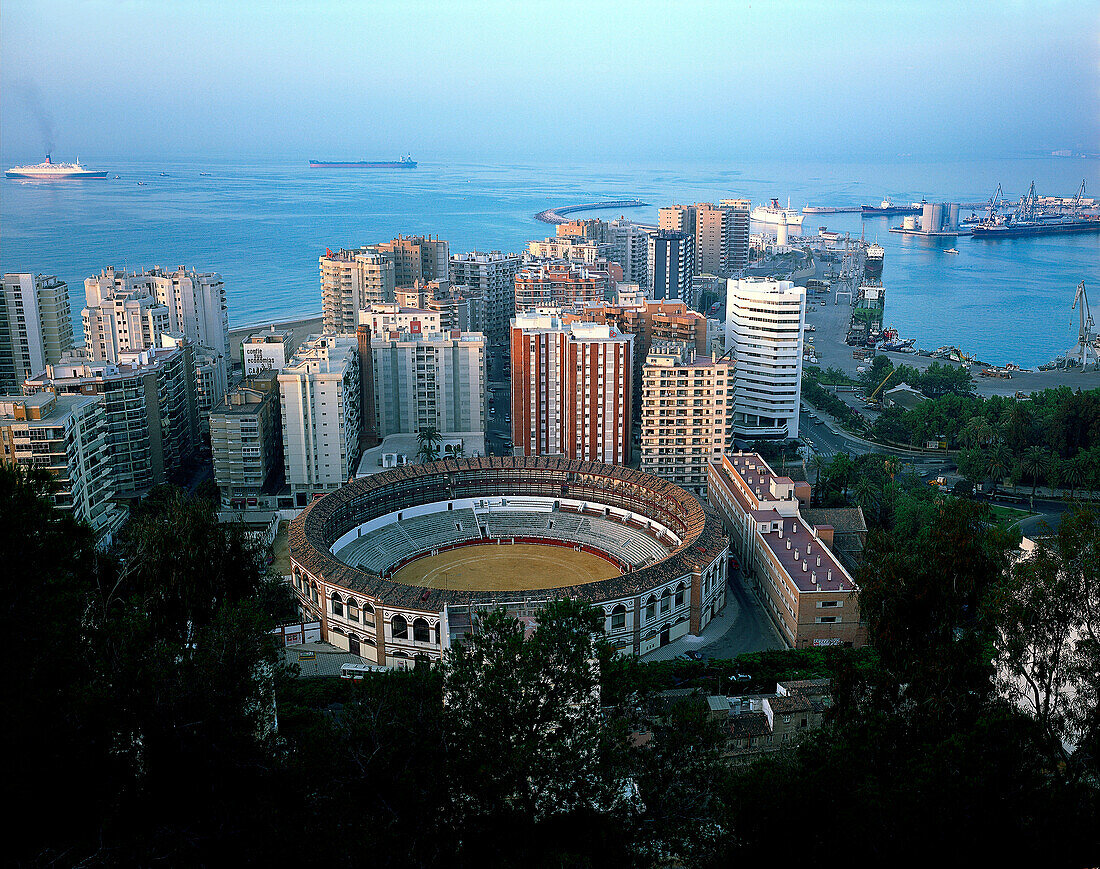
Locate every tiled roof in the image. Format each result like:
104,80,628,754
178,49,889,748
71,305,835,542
801,507,868,535
728,713,771,738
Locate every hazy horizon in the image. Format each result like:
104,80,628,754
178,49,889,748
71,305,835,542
2,1,1097,165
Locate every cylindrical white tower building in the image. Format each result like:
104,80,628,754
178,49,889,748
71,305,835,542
724,277,806,440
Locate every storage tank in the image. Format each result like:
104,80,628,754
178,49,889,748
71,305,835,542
921,202,937,233
947,203,960,231
776,220,789,246
903,215,918,230
931,203,944,233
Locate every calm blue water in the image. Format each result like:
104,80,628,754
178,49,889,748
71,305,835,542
2,156,1097,367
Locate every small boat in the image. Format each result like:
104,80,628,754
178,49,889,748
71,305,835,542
114,174,120,179
944,248,959,254
159,172,169,177
137,181,146,186
199,172,211,176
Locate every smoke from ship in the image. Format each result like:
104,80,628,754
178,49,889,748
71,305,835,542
12,79,57,154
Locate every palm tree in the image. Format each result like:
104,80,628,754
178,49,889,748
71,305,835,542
416,426,442,464
1062,456,1086,501
1047,457,1064,499
985,444,1010,497
1020,446,1049,503
809,454,829,503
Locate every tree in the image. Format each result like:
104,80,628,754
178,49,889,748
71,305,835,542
443,600,634,862
809,453,829,502
1021,445,1050,502
857,497,1018,705
985,443,1011,497
416,425,442,463
990,507,1100,781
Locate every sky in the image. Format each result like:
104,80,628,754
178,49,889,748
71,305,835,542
2,0,1097,164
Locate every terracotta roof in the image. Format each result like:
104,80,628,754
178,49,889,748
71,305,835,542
290,456,728,611
801,507,868,535
728,713,771,738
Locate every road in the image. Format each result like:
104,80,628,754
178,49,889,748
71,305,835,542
700,574,785,660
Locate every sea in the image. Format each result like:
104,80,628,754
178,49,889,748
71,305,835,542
2,155,1098,368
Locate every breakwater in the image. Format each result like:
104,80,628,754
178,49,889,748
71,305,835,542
534,199,649,224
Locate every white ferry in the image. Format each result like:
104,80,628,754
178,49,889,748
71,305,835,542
751,197,805,228
6,154,108,179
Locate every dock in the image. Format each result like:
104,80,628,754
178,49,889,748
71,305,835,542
534,199,649,224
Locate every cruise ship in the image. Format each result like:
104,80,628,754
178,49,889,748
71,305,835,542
751,198,805,228
5,154,109,179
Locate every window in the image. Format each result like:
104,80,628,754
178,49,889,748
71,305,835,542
610,605,626,630
392,614,408,639
675,584,686,607
330,592,343,617
660,589,671,614
412,618,431,642
645,598,655,621
346,597,360,622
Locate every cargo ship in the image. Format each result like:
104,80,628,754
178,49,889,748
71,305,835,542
971,217,1100,238
803,205,862,213
751,197,804,227
5,153,108,179
864,242,884,278
309,155,416,168
861,198,924,216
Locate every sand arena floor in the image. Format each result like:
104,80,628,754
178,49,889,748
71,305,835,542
389,542,621,591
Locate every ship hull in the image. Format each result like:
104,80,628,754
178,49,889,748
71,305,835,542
861,205,922,216
972,221,1100,238
6,169,109,179
309,161,417,168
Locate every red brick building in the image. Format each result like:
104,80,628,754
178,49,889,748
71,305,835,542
510,311,632,465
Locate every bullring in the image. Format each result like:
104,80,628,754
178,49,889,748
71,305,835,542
288,456,729,665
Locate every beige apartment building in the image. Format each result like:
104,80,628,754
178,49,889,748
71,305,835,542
1,274,74,392
707,452,866,649
658,201,750,278
376,235,449,286
320,248,397,333
640,342,732,495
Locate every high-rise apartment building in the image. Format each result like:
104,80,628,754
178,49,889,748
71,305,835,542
718,199,752,274
29,341,200,494
377,235,450,286
640,342,732,495
449,251,522,344
647,230,694,303
321,248,397,333
725,278,805,439
659,204,697,238
514,262,607,313
563,298,709,424
279,334,362,502
241,328,294,376
358,302,441,335
695,200,751,277
526,236,612,264
210,372,283,505
0,392,123,538
82,266,229,427
607,219,651,288
371,329,485,437
1,274,74,391
510,311,632,464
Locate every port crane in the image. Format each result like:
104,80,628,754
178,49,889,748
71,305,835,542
867,366,900,406
985,183,1003,221
1072,280,1097,369
1070,179,1087,217
1013,181,1037,222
